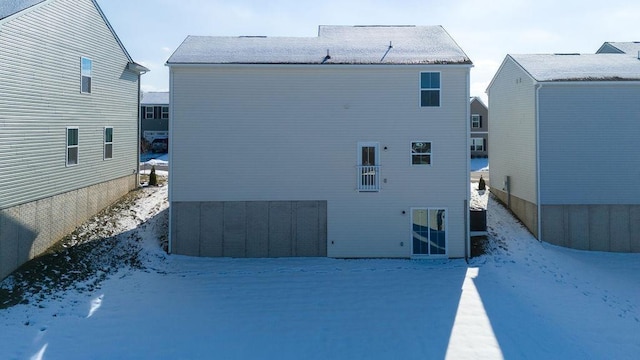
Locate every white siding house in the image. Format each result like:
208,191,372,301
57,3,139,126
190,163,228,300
167,25,472,259
0,0,147,279
487,53,640,252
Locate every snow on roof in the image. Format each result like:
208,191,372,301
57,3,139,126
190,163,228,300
510,54,640,82
167,25,471,65
0,0,45,20
141,91,169,105
596,42,640,55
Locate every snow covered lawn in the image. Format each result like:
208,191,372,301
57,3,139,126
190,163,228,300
1,182,639,359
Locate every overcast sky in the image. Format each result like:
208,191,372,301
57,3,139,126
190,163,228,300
98,0,640,102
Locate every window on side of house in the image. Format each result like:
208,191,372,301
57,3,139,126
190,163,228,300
66,127,79,166
104,127,113,160
420,72,440,107
471,138,484,152
411,141,432,165
161,106,169,119
357,142,380,191
145,106,154,119
471,114,481,128
81,57,92,94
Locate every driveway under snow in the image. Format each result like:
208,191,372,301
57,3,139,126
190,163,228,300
0,181,639,359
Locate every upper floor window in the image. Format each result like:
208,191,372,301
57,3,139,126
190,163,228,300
81,57,92,94
471,138,485,152
471,114,482,128
145,106,154,119
420,72,440,107
104,127,113,160
411,141,432,165
161,106,169,119
66,127,79,166
357,142,380,192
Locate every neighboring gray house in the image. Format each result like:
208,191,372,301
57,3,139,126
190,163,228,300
0,0,147,279
596,41,640,55
487,53,640,252
470,96,488,158
140,91,169,152
166,25,473,259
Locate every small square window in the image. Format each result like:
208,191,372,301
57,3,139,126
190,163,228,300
145,106,154,119
81,57,92,94
412,141,432,165
67,127,79,166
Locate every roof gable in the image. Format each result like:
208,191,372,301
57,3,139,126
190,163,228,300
0,0,46,20
167,25,471,65
596,42,640,56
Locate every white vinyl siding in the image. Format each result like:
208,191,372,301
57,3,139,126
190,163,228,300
0,0,140,210
487,57,539,204
538,84,640,204
170,64,470,258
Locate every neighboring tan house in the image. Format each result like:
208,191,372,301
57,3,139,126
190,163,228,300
487,53,640,252
470,96,488,158
0,0,148,279
140,91,169,153
166,25,473,259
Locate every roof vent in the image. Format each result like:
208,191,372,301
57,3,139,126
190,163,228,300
239,36,267,38
554,53,580,56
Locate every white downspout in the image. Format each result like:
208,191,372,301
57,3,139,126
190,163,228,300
465,69,471,259
535,83,542,242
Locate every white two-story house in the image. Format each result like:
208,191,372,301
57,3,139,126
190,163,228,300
166,25,472,259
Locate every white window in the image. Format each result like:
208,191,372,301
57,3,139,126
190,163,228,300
66,127,79,166
411,141,431,165
104,127,113,160
357,142,380,191
81,57,92,94
471,114,481,128
145,106,154,119
471,138,484,152
420,72,440,107
412,208,447,256
161,106,169,119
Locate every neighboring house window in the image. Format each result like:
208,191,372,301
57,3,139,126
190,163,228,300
411,141,432,165
145,106,154,119
357,142,380,191
161,106,169,119
420,72,440,107
81,57,92,94
471,138,485,152
471,114,481,128
104,127,113,160
66,127,79,166
412,208,447,256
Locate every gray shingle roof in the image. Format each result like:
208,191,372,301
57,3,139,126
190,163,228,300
141,92,169,105
0,0,46,20
167,25,471,65
510,54,640,82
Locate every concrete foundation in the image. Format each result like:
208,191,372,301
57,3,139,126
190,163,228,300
170,200,328,258
490,188,538,237
0,175,137,280
541,205,640,253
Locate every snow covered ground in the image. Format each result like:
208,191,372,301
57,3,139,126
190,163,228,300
1,179,639,359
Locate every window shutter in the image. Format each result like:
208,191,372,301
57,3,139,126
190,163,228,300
479,115,483,128
483,138,487,151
